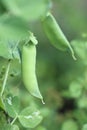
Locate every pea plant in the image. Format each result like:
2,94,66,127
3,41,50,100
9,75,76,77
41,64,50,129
0,0,86,130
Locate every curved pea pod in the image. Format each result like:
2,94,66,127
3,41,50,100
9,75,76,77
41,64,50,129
42,12,76,60
22,34,44,103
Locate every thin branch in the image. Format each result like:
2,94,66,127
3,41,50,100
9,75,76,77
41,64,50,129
1,60,11,97
11,115,18,125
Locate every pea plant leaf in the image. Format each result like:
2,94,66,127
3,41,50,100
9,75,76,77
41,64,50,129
78,95,87,109
71,40,87,64
61,119,78,130
11,125,19,130
2,0,50,21
36,126,47,130
0,14,30,60
0,14,29,41
0,41,20,61
0,41,13,59
4,96,20,118
7,41,21,61
69,80,83,98
18,106,43,128
82,124,87,130
2,124,19,130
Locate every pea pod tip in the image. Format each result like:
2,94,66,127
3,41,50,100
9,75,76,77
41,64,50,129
72,54,77,61
41,99,45,105
71,51,77,61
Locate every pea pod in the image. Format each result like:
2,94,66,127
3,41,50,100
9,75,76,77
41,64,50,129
22,33,44,103
42,12,76,60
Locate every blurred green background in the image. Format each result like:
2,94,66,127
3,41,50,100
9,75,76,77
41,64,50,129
0,0,87,130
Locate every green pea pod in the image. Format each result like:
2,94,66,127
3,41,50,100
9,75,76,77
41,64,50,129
22,33,44,103
42,12,76,60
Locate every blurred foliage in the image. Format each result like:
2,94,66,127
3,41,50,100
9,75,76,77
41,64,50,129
0,0,87,130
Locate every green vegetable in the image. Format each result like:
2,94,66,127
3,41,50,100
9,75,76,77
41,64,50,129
22,33,44,103
42,12,76,60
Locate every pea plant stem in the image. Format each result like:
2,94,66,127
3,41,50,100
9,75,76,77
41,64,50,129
1,60,11,97
11,115,18,125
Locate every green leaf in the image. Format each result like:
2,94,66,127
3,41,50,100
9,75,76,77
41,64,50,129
18,106,43,128
71,40,87,64
0,41,12,59
0,111,7,128
78,96,87,108
40,108,50,118
11,125,19,130
2,0,50,21
0,41,20,60
2,124,19,130
73,110,87,125
82,124,87,130
61,119,79,130
0,14,29,41
36,126,47,130
12,45,20,61
69,80,83,98
5,96,20,118
0,14,32,60
7,41,20,61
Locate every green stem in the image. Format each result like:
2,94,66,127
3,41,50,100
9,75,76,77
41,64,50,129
1,60,11,97
11,115,18,125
